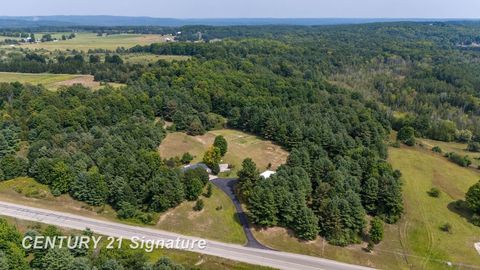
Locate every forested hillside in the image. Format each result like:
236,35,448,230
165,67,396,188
3,22,480,246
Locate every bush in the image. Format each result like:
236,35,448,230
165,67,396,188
440,223,452,233
427,187,441,198
432,146,442,153
445,152,472,167
369,217,384,244
204,183,213,198
472,214,480,227
211,164,220,175
397,126,416,146
193,199,204,211
390,141,401,148
180,152,194,165
467,141,480,153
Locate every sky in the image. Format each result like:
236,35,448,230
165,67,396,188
1,0,480,19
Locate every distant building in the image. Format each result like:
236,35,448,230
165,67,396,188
182,163,211,174
260,170,276,179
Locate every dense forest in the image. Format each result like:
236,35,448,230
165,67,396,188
3,22,480,246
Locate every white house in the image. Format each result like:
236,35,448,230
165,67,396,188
260,170,276,179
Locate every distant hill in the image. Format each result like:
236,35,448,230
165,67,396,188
0,16,468,28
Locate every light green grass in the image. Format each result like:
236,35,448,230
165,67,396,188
158,129,289,177
11,32,172,51
418,137,480,168
253,144,480,269
123,53,190,64
156,185,246,244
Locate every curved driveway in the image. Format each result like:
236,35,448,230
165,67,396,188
211,178,269,249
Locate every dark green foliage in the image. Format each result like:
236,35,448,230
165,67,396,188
41,248,75,270
445,152,472,167
428,187,441,198
0,219,29,270
71,167,108,206
432,146,442,153
183,167,209,201
0,155,28,180
213,135,228,156
193,199,204,211
467,141,480,152
466,181,480,214
397,126,415,146
369,217,384,244
237,158,259,200
204,183,213,198
180,152,194,164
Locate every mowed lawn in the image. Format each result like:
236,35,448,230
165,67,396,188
158,129,289,176
0,72,124,90
253,145,480,269
15,32,172,51
156,185,246,244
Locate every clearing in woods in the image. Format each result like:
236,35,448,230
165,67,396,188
0,72,123,90
252,144,480,270
158,129,289,177
7,32,173,51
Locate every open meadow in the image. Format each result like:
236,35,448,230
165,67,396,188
252,143,480,270
158,129,289,177
5,32,172,51
0,72,123,90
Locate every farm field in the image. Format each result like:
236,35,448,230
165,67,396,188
123,53,190,63
6,32,173,51
0,216,270,270
253,144,480,270
0,72,123,90
158,129,289,177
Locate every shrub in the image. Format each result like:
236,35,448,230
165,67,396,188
397,126,415,146
204,183,213,198
467,141,480,153
445,152,472,167
180,152,194,165
193,199,204,211
427,187,441,198
440,223,452,233
369,217,384,244
432,146,442,153
211,164,220,175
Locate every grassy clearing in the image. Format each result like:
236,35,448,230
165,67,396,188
9,32,172,51
158,129,289,177
0,72,123,90
418,138,480,168
122,53,190,64
156,185,246,244
253,144,480,269
1,217,271,270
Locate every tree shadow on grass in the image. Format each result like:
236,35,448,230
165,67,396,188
447,200,474,223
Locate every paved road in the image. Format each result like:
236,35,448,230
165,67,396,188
0,201,374,270
211,178,269,249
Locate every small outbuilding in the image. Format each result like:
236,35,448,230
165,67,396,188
260,170,276,179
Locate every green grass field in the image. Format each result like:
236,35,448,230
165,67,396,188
156,185,246,244
158,129,289,177
7,32,172,51
418,137,480,168
0,72,123,90
123,53,190,64
253,144,480,269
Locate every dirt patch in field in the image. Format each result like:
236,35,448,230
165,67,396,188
53,75,100,89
